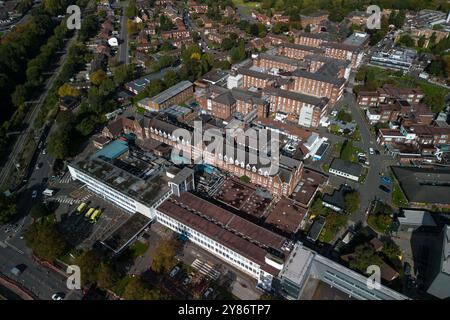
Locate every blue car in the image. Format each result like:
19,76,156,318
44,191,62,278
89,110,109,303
380,176,392,185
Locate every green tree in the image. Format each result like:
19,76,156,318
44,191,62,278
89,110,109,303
162,70,179,87
25,220,68,261
47,127,71,159
112,64,135,85
30,203,50,219
90,70,107,86
97,262,119,291
0,194,16,225
74,250,101,287
150,240,178,274
344,191,360,214
122,276,160,300
125,0,138,19
11,84,28,107
348,244,383,274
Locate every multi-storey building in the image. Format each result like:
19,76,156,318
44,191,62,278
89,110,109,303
294,31,331,47
146,80,193,111
264,88,329,128
161,29,191,40
277,42,325,60
237,67,279,89
322,42,364,68
254,53,309,72
291,69,345,104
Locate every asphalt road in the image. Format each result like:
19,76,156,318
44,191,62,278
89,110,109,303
0,29,79,189
118,2,129,64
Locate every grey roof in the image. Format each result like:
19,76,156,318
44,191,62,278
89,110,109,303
259,53,309,68
426,225,450,299
317,61,346,78
280,42,324,54
308,216,326,241
296,31,331,41
231,88,265,105
213,91,236,106
171,167,194,185
150,80,193,105
237,67,276,80
391,166,450,205
397,209,437,227
322,41,361,52
322,185,353,211
264,88,329,108
329,158,363,177
292,69,346,86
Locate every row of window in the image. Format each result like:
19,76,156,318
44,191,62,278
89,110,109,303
156,211,261,277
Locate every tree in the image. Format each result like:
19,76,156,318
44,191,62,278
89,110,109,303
398,34,415,47
30,203,50,219
221,38,235,51
112,64,135,85
125,0,138,19
58,83,80,97
344,191,360,214
340,140,354,161
417,35,426,48
11,84,28,107
150,240,178,274
162,70,179,87
90,70,107,86
97,262,119,291
74,250,101,287
0,194,16,225
145,79,165,98
24,220,68,262
47,127,71,159
348,244,383,274
122,276,160,300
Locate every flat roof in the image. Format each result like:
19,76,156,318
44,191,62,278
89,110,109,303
157,192,288,275
93,139,129,160
391,166,450,205
102,213,151,253
150,80,193,105
265,197,307,234
70,155,171,207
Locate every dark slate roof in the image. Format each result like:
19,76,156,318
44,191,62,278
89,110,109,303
264,88,329,107
330,158,363,177
292,69,346,86
322,185,353,211
391,166,450,205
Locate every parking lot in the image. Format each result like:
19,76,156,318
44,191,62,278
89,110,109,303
52,185,132,250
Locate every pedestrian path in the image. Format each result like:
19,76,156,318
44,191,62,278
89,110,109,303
59,172,73,184
191,259,220,281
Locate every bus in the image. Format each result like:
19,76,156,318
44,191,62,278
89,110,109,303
90,209,102,223
84,208,95,220
76,203,87,215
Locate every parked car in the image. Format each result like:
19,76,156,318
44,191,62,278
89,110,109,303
203,287,214,299
182,276,192,286
369,147,375,155
52,292,65,300
169,266,180,278
379,185,391,193
404,262,412,276
380,176,392,185
31,190,38,199
10,264,26,276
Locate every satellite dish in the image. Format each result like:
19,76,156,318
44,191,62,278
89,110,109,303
108,37,118,47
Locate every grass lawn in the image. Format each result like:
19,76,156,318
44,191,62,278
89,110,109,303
113,275,134,297
232,0,260,13
392,180,408,208
129,241,149,259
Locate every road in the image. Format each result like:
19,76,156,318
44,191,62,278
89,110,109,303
117,1,130,64
0,37,77,189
